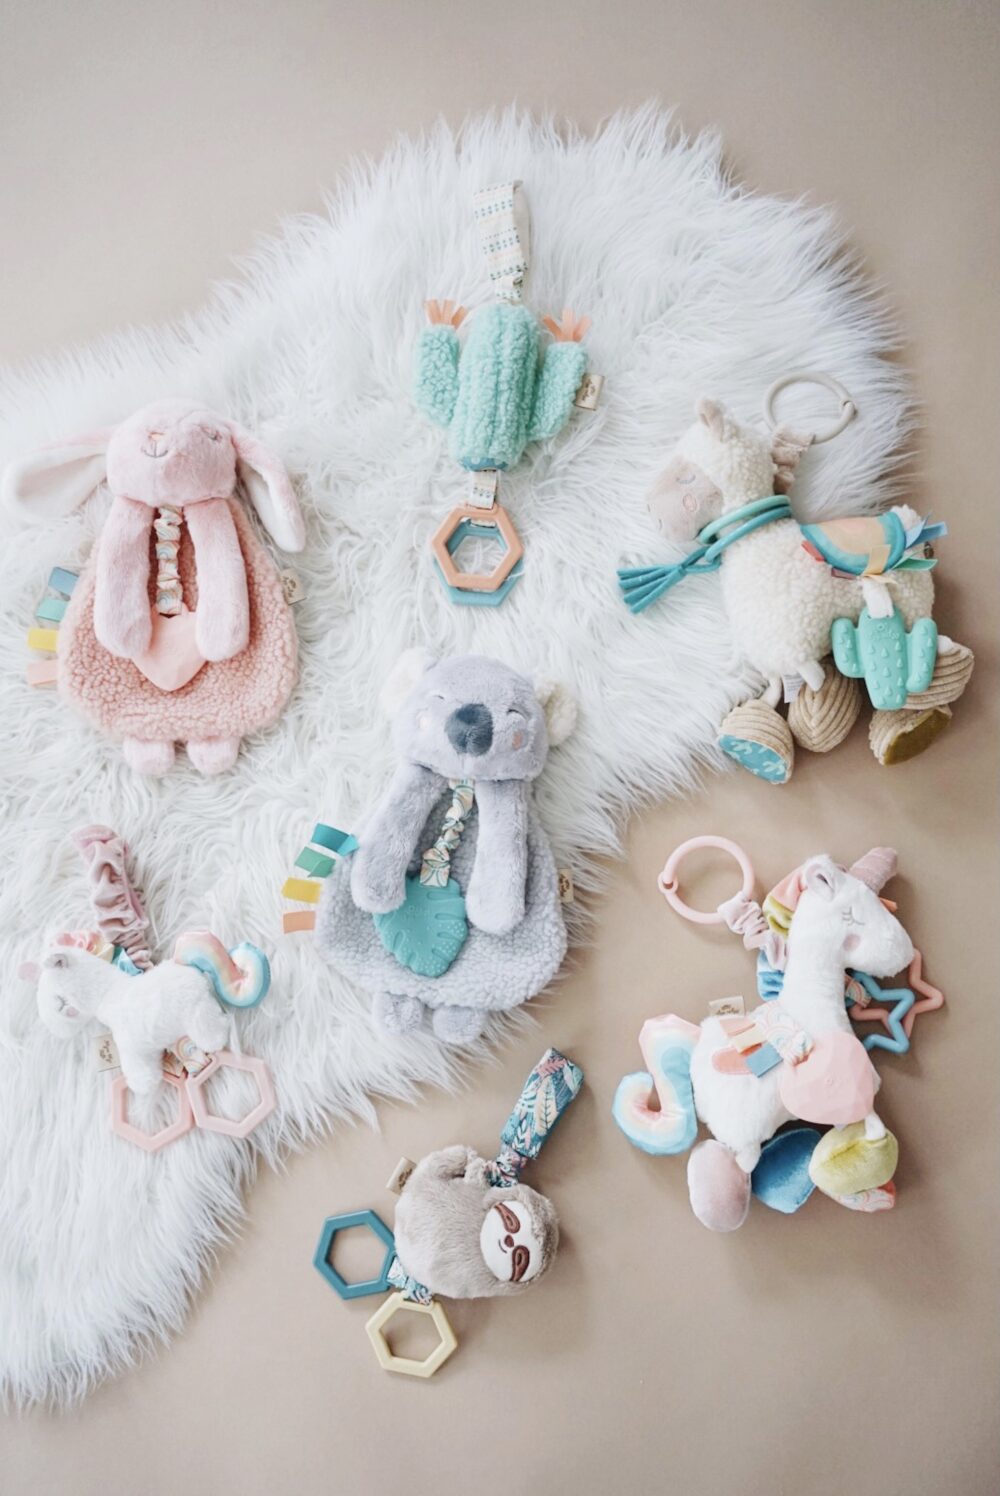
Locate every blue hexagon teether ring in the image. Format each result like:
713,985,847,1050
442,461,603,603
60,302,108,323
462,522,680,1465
313,1210,396,1300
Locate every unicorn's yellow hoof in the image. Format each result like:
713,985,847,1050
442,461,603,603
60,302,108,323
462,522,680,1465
808,1122,898,1198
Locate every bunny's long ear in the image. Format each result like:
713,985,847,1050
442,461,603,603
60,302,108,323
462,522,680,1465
2,433,110,522
227,422,305,553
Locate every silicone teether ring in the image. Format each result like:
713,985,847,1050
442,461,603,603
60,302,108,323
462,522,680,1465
186,1050,277,1138
763,371,857,444
658,836,755,924
110,1071,195,1152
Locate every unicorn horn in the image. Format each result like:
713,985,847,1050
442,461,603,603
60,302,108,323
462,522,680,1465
849,847,898,891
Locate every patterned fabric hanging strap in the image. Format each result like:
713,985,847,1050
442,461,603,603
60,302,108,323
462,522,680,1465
419,779,475,888
486,1048,585,1186
473,181,530,304
153,505,183,615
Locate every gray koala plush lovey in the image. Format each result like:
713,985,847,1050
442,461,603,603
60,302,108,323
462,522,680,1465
316,650,576,1043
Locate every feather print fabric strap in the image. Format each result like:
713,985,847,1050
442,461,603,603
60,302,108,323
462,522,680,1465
473,181,530,304
153,505,183,615
418,779,475,888
487,1049,585,1185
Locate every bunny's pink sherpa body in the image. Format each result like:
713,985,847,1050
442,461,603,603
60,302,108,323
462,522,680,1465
4,398,305,775
60,501,297,771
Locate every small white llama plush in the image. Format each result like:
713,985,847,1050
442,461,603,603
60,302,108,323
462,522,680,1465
629,399,974,779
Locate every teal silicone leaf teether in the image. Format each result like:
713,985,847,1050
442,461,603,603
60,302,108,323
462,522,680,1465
373,875,469,978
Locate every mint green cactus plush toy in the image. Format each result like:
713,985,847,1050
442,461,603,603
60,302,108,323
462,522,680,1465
418,182,594,606
416,301,588,473
832,608,938,710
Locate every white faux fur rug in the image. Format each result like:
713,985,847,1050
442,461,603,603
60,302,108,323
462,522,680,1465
0,107,910,1406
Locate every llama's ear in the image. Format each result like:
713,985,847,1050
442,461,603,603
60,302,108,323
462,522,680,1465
534,678,577,746
379,648,437,718
802,855,845,902
695,398,726,438
3,433,110,522
227,422,305,553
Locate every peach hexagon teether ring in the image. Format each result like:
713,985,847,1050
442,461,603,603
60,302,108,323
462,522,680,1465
185,1049,277,1138
110,1071,196,1152
658,835,756,924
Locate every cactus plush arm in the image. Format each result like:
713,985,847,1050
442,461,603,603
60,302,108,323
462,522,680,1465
527,340,588,442
414,325,462,427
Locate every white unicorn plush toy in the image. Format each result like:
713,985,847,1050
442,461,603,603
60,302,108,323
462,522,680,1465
614,845,929,1231
619,394,974,781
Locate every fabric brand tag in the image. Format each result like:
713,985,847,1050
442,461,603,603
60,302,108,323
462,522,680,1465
386,1157,416,1194
709,995,745,1017
574,373,604,410
782,674,805,703
93,1032,121,1072
280,570,305,604
557,869,574,904
469,469,499,509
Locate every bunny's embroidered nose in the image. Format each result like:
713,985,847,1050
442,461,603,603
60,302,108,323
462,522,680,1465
142,434,169,458
446,702,493,756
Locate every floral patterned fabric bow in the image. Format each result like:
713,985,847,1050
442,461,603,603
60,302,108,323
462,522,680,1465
419,779,475,888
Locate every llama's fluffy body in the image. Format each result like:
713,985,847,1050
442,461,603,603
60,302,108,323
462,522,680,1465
720,512,934,678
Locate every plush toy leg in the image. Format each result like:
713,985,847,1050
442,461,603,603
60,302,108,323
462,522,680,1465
372,992,425,1034
431,1005,488,1045
187,737,241,775
787,666,862,753
687,1140,752,1231
869,705,951,765
798,659,826,693
808,1120,898,1202
123,737,176,777
718,700,794,784
751,1127,822,1213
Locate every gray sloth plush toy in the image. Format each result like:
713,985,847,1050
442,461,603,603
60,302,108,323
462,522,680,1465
392,1145,560,1299
316,650,576,1043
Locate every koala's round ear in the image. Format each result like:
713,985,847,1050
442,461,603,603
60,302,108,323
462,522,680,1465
534,678,577,746
379,647,437,718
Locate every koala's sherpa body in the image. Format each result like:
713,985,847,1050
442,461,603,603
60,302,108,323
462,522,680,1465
392,1145,559,1299
36,945,228,1096
414,303,587,471
316,651,576,1043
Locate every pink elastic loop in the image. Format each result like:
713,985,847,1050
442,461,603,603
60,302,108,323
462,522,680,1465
657,836,756,924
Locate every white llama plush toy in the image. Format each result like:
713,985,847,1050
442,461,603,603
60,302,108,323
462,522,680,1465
620,398,974,781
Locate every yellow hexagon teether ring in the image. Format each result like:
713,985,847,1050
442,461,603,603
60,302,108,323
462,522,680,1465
365,1291,458,1378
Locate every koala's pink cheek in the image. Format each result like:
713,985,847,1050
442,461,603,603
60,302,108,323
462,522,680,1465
512,731,524,750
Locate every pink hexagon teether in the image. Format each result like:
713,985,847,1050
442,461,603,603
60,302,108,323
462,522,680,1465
110,1071,196,1152
185,1050,277,1138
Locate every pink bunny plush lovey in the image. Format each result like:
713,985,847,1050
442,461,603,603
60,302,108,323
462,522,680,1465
5,398,306,775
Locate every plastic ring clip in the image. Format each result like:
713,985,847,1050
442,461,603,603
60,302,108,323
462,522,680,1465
657,835,756,924
763,371,857,444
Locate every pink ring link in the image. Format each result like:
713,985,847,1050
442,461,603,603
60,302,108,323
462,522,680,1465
657,835,756,924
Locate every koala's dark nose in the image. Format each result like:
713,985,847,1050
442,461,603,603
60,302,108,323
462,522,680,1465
445,702,493,756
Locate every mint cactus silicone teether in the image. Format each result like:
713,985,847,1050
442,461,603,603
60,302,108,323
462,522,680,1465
831,607,937,710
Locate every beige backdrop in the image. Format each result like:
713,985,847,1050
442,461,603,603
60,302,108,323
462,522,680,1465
1,2,998,1492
